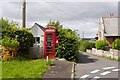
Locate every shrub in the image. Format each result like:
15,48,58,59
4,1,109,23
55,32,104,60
15,28,34,55
1,36,19,49
79,40,95,52
112,38,120,50
95,40,109,50
1,18,34,57
0,36,19,60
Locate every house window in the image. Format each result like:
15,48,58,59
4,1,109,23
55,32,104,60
34,37,40,44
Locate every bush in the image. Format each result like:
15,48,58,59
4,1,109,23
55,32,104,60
112,38,120,50
1,36,19,49
1,18,34,57
0,36,19,60
79,40,95,52
15,28,34,55
47,21,80,62
95,40,109,50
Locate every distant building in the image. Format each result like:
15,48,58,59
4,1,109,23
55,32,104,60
82,38,96,42
96,14,120,46
30,23,45,46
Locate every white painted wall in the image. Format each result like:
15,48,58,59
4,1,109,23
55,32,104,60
30,24,44,46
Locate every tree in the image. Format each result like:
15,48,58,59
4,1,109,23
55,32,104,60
0,18,19,38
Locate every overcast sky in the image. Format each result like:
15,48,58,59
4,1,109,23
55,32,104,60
0,0,119,38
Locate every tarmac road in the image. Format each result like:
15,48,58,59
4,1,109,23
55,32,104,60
75,52,120,80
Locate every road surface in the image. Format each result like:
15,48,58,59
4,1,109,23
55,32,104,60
75,52,120,80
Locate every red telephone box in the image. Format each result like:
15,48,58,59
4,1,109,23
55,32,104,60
44,27,58,59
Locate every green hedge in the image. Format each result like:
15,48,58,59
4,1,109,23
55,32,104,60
112,38,120,50
79,40,95,52
15,29,34,55
95,40,109,50
56,29,80,62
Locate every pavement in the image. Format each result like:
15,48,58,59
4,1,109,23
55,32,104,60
75,52,120,80
43,59,73,80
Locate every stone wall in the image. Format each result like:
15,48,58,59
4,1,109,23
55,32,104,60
86,48,119,59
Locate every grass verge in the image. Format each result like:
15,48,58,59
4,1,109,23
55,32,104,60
2,59,52,78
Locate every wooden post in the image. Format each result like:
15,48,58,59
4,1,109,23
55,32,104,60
22,0,26,28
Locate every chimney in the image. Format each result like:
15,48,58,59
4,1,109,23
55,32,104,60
109,13,114,17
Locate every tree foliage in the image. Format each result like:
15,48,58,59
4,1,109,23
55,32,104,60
1,18,19,38
79,40,95,52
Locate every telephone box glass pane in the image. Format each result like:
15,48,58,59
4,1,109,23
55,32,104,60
47,34,52,39
46,34,53,47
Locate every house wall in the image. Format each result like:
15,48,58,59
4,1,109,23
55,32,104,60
31,25,39,37
29,44,43,59
118,18,120,35
30,24,44,58
98,17,105,40
30,24,44,46
37,27,44,46
106,36,120,47
106,37,113,44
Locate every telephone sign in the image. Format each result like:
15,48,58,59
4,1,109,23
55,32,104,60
44,27,59,59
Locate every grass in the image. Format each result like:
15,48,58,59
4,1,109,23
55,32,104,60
101,56,120,61
0,60,2,79
2,59,52,78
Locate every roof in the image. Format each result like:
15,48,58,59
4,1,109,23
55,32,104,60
30,23,44,31
102,17,120,36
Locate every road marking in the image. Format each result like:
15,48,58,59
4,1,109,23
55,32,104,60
80,74,89,78
112,69,120,72
100,71,111,75
93,76,100,79
90,70,100,73
103,67,115,70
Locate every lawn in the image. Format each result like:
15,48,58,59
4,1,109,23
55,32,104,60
0,61,2,79
2,59,51,78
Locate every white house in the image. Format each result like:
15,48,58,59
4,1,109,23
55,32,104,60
96,14,120,46
30,23,44,46
29,23,45,58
